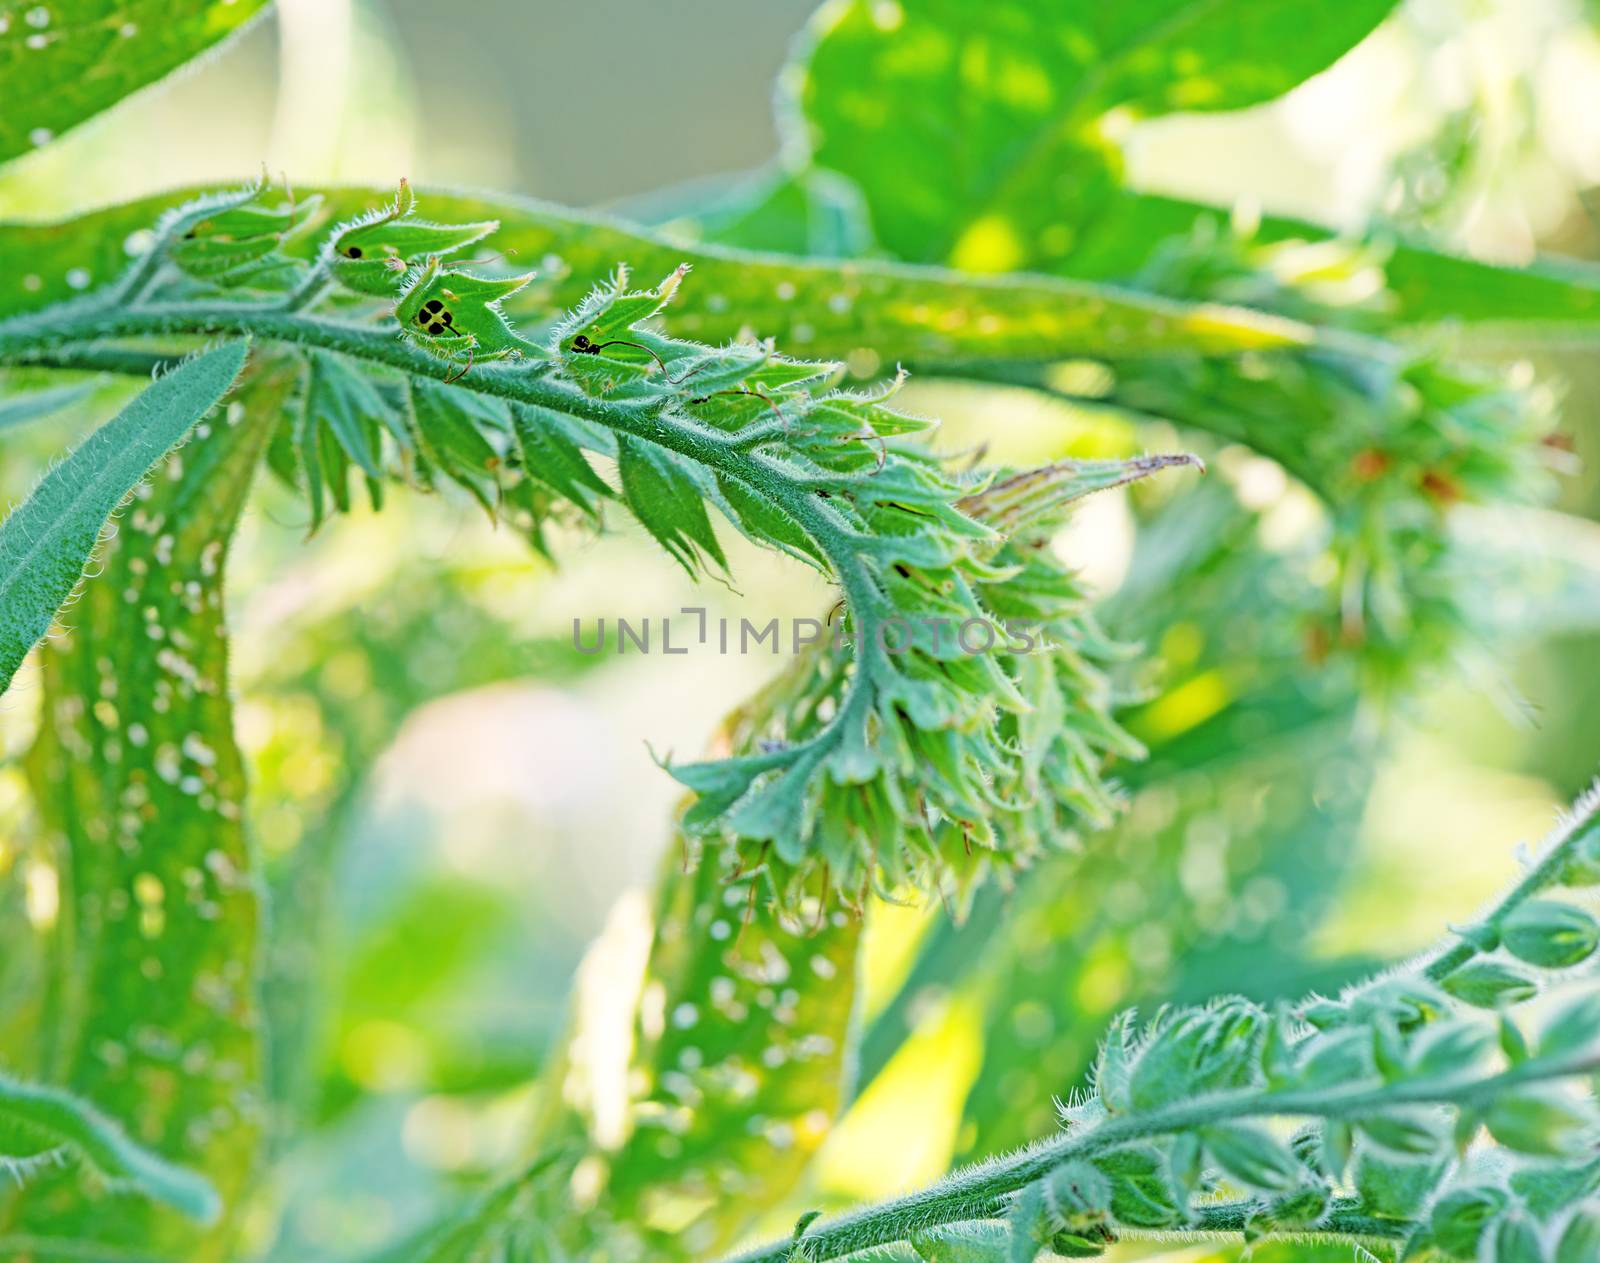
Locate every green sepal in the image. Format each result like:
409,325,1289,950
329,179,498,295
395,255,541,363
1439,959,1540,1008
168,182,320,288
1429,1185,1507,1259
1201,1122,1302,1193
1501,899,1600,969
1555,1205,1600,1263
1483,1085,1600,1157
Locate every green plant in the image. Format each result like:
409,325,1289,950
2,3,1600,1262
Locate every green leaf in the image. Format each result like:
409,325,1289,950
1493,1211,1549,1263
0,1,268,167
1429,1185,1507,1259
0,1073,217,1220
631,166,875,258
1352,1147,1450,1220
791,0,1397,268
510,401,613,519
1068,189,1600,338
0,188,1309,357
406,377,508,515
7,392,274,1257
1354,1110,1447,1158
1539,994,1600,1062
0,340,247,695
534,839,864,1258
1093,1145,1183,1229
615,431,727,576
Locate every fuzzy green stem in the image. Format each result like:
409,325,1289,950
724,1049,1600,1263
0,297,888,785
1180,1197,1407,1245
1421,781,1600,982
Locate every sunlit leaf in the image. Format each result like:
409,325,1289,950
792,0,1398,268
536,840,863,1258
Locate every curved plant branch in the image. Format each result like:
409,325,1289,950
1417,780,1600,984
724,1048,1600,1262
719,781,1600,1263
0,181,1188,910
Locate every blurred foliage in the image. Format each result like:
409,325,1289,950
0,0,268,167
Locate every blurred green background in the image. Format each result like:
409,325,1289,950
2,0,1599,1257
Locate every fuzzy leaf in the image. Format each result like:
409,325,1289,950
615,431,727,576
510,401,613,519
1352,1147,1450,1220
1494,1211,1549,1263
1429,1186,1508,1259
407,378,509,514
0,189,1309,358
1556,1205,1600,1263
0,340,246,695
1093,1146,1182,1229
1439,960,1541,1008
1539,994,1600,1063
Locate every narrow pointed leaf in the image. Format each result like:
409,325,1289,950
0,340,247,695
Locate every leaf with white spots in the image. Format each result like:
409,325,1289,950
0,384,273,1259
0,0,270,168
537,840,863,1258
0,340,248,696
0,188,1310,359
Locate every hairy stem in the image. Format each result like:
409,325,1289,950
724,1050,1600,1263
1420,780,1600,982
0,296,888,770
1178,1198,1407,1245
